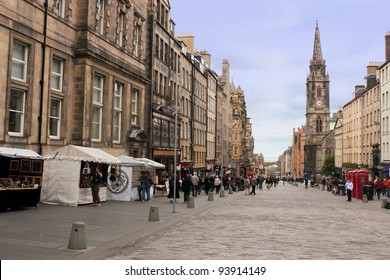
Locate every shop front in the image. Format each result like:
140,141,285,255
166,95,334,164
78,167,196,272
0,147,43,212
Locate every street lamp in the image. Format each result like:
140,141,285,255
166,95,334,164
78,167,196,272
173,76,179,213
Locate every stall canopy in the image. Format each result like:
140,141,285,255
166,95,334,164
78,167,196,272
43,145,120,164
136,158,165,169
0,147,41,159
116,155,147,167
41,145,120,206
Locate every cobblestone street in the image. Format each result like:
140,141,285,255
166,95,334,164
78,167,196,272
109,182,390,260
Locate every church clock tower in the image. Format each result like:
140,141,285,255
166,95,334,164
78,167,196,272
304,21,330,175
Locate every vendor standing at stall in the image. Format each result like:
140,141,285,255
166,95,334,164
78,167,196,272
91,164,102,207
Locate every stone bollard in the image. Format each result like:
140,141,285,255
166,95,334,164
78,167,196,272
381,198,387,208
187,196,195,208
148,205,160,221
339,190,344,196
208,192,214,201
362,195,368,203
229,187,233,194
234,186,238,192
68,222,87,250
220,189,225,197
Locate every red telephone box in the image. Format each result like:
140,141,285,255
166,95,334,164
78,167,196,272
347,169,368,199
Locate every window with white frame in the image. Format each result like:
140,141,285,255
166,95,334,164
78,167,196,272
8,89,25,136
97,0,105,35
11,41,28,82
92,74,104,141
131,88,139,125
56,0,66,18
51,57,63,92
118,12,125,47
49,98,61,138
113,82,123,142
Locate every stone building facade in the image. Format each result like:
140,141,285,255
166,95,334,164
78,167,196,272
147,0,181,178
2,0,149,156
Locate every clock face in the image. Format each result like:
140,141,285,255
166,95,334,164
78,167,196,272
316,100,322,106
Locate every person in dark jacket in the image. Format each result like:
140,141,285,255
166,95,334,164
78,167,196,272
182,174,192,203
168,174,180,203
204,175,212,195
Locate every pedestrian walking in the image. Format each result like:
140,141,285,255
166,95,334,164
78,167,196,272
90,164,102,207
191,173,199,197
204,175,212,195
167,174,180,203
244,177,250,195
214,175,221,194
250,176,257,195
182,174,192,203
345,178,353,202
386,177,390,198
374,177,381,200
139,171,153,202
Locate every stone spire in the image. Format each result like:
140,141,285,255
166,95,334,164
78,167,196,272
312,21,323,63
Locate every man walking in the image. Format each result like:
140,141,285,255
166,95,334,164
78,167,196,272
345,178,353,202
191,173,199,197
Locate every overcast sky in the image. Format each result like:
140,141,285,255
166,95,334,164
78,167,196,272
169,0,389,161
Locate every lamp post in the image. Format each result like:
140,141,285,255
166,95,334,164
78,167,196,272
173,77,178,213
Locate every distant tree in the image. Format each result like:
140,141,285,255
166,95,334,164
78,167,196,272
321,155,335,176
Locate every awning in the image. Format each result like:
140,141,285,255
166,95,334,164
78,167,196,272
117,155,147,167
43,145,120,164
0,147,41,159
136,158,165,169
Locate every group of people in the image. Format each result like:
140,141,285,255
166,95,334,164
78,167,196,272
166,174,224,203
164,173,281,203
322,175,390,202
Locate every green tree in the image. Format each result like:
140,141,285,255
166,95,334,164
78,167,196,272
321,155,335,176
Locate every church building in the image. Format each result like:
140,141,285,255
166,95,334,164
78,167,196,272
304,22,331,176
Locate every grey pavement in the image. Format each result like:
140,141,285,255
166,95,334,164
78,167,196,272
1,182,389,260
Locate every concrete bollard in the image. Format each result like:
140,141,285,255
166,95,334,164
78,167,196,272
68,222,87,250
234,186,238,192
208,192,214,201
229,187,233,194
339,190,344,196
362,195,368,203
148,205,160,221
220,189,225,197
187,196,195,208
381,198,387,208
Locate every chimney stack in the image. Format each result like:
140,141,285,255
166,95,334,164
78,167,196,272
386,32,390,62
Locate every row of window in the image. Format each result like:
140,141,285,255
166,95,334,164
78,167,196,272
9,39,139,142
155,34,179,71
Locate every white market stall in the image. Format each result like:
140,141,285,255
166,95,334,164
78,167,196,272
106,156,166,201
41,145,120,206
106,155,146,201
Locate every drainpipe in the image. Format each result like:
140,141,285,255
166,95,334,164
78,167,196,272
148,14,156,159
38,0,48,155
